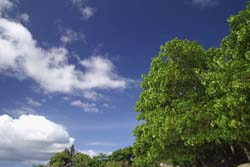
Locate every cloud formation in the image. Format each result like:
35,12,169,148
71,0,96,20
79,149,99,157
0,0,13,15
0,114,74,162
0,17,127,93
71,100,98,112
26,97,41,107
87,142,117,147
60,28,85,45
81,6,95,20
19,13,29,24
191,0,218,7
79,149,112,157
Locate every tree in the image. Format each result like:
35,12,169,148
72,153,91,167
49,151,71,167
133,3,250,167
88,153,108,167
133,38,207,166
109,146,134,166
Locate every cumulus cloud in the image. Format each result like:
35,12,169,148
0,17,128,93
71,100,98,112
26,97,41,107
60,28,85,45
191,0,218,7
81,6,95,20
0,114,74,162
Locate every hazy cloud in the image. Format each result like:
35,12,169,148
19,13,29,23
26,97,41,107
71,100,98,112
191,0,218,7
81,6,95,20
60,28,85,45
87,142,117,147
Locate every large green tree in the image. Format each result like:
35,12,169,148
133,38,207,166
133,3,250,167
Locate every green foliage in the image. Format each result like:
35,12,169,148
133,3,250,167
88,154,108,167
72,153,91,167
49,151,71,167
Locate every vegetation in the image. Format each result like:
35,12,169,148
133,2,250,167
35,3,250,167
34,146,133,167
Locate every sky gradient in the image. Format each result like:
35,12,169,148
0,0,246,166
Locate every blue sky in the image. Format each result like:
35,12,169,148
0,0,246,166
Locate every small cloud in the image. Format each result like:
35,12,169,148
19,13,29,24
78,149,111,157
103,103,115,109
81,6,95,20
70,0,96,20
71,100,98,112
3,106,37,117
63,96,71,101
83,91,100,101
26,97,41,107
191,0,218,8
87,142,117,147
79,149,99,157
60,28,85,45
41,98,47,103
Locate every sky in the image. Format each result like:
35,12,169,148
0,0,246,166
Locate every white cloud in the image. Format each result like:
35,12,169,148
192,0,218,7
19,13,29,23
81,6,95,20
0,17,128,93
79,149,112,157
70,0,96,20
60,28,85,45
83,91,100,101
26,97,41,107
4,106,37,117
79,149,99,157
0,0,13,15
0,114,74,162
71,100,98,112
87,142,117,147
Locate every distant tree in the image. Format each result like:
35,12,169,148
88,153,108,167
110,146,134,166
49,151,72,167
72,152,91,167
